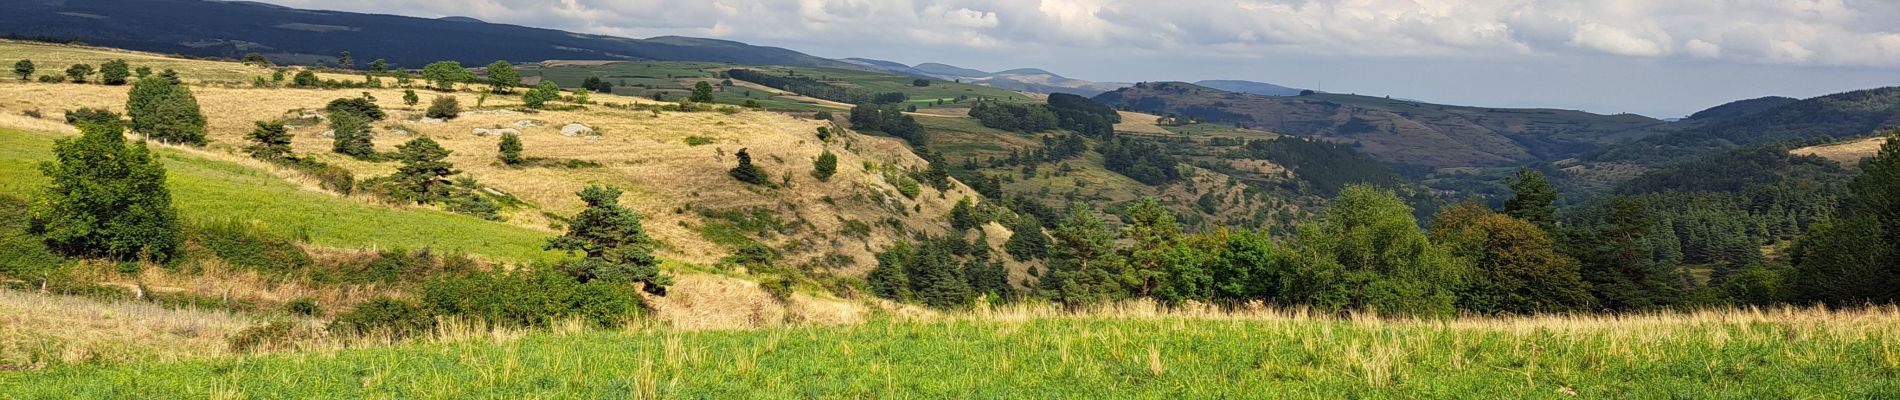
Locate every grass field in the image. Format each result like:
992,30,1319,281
3,304,1896,398
0,128,560,262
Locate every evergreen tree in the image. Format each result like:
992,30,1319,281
498,132,524,165
868,242,914,301
1004,214,1049,261
546,186,671,295
402,89,420,107
125,74,208,146
27,120,180,261
393,137,456,203
325,97,385,121
245,120,293,160
949,197,982,231
98,59,130,85
485,61,519,93
813,150,838,180
337,51,353,70
14,59,34,80
1564,197,1683,311
1504,168,1559,232
370,59,390,73
1039,205,1125,306
1120,198,1181,297
728,148,769,185
690,81,716,103
908,240,975,308
1792,132,1900,305
329,112,375,159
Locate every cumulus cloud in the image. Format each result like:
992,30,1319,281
256,0,1900,67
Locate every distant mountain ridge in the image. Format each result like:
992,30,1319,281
1195,80,1305,96
0,0,855,68
840,59,1130,96
1095,82,1670,168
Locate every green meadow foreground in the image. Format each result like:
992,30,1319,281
3,304,1897,399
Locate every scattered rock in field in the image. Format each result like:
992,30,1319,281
414,118,446,125
473,127,522,137
513,119,546,128
468,109,523,116
320,129,336,137
560,123,595,137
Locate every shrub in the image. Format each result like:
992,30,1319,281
28,120,181,261
329,297,434,338
229,320,309,353
523,82,561,109
684,136,714,146
11,59,31,81
64,64,93,83
813,150,838,181
245,120,293,160
325,97,386,121
63,108,120,126
192,221,313,276
329,112,376,159
444,191,502,221
729,148,770,186
813,111,832,121
286,297,322,316
125,73,208,146
98,59,131,85
498,132,524,165
402,90,420,107
426,96,461,119
419,268,642,329
37,75,64,83
292,70,319,87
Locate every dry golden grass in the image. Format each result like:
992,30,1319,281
0,289,262,368
1115,110,1174,135
0,40,269,83
1794,135,1889,166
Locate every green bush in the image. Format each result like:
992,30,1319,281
419,268,642,329
190,221,313,277
813,150,838,181
125,71,207,146
325,97,386,121
426,96,461,119
63,108,120,126
330,297,434,338
29,120,182,261
443,191,502,221
228,320,308,353
286,297,322,316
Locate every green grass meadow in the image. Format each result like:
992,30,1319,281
4,313,1896,399
0,128,560,262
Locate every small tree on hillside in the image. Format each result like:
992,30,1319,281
337,51,354,70
394,137,457,202
241,53,270,66
135,66,151,78
245,120,293,160
1005,214,1049,261
326,97,386,121
485,60,519,93
729,148,769,185
126,74,208,146
13,60,33,81
330,112,376,159
420,61,472,91
402,89,420,107
28,119,181,261
292,70,319,87
522,82,561,109
426,96,461,119
99,59,131,85
813,150,838,181
498,132,524,165
64,64,94,83
546,186,672,295
370,59,390,73
690,81,716,103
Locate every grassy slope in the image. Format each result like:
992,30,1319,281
5,309,1897,398
523,62,832,111
0,128,560,262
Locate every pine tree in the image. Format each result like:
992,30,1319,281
329,112,375,159
245,120,293,160
498,132,524,165
813,150,838,180
729,148,769,185
125,73,208,146
546,186,671,295
337,51,353,70
1004,214,1049,261
27,119,180,261
1504,168,1559,232
394,137,456,203
868,242,914,301
370,59,390,73
1792,132,1900,305
1040,205,1124,305
949,197,981,231
1120,198,1181,297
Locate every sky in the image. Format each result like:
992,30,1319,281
254,0,1900,118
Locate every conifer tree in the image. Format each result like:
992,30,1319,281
546,186,671,295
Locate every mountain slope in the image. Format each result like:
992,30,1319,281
1683,96,1799,124
1195,80,1304,97
1595,87,1900,165
0,0,855,68
1095,82,1669,168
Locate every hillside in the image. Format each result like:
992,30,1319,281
1593,87,1900,166
0,0,853,69
850,61,1129,97
1095,82,1671,169
1194,80,1304,97
1683,96,1800,124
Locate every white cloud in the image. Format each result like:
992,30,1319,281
255,0,1900,68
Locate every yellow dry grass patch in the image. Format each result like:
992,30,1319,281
0,40,269,83
1115,110,1173,135
0,288,261,368
1793,135,1889,166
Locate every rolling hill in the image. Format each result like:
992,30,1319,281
1194,80,1305,97
1592,87,1900,166
0,0,855,69
1095,82,1671,169
844,60,1131,96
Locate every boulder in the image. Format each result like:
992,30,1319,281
473,127,522,137
560,123,595,137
